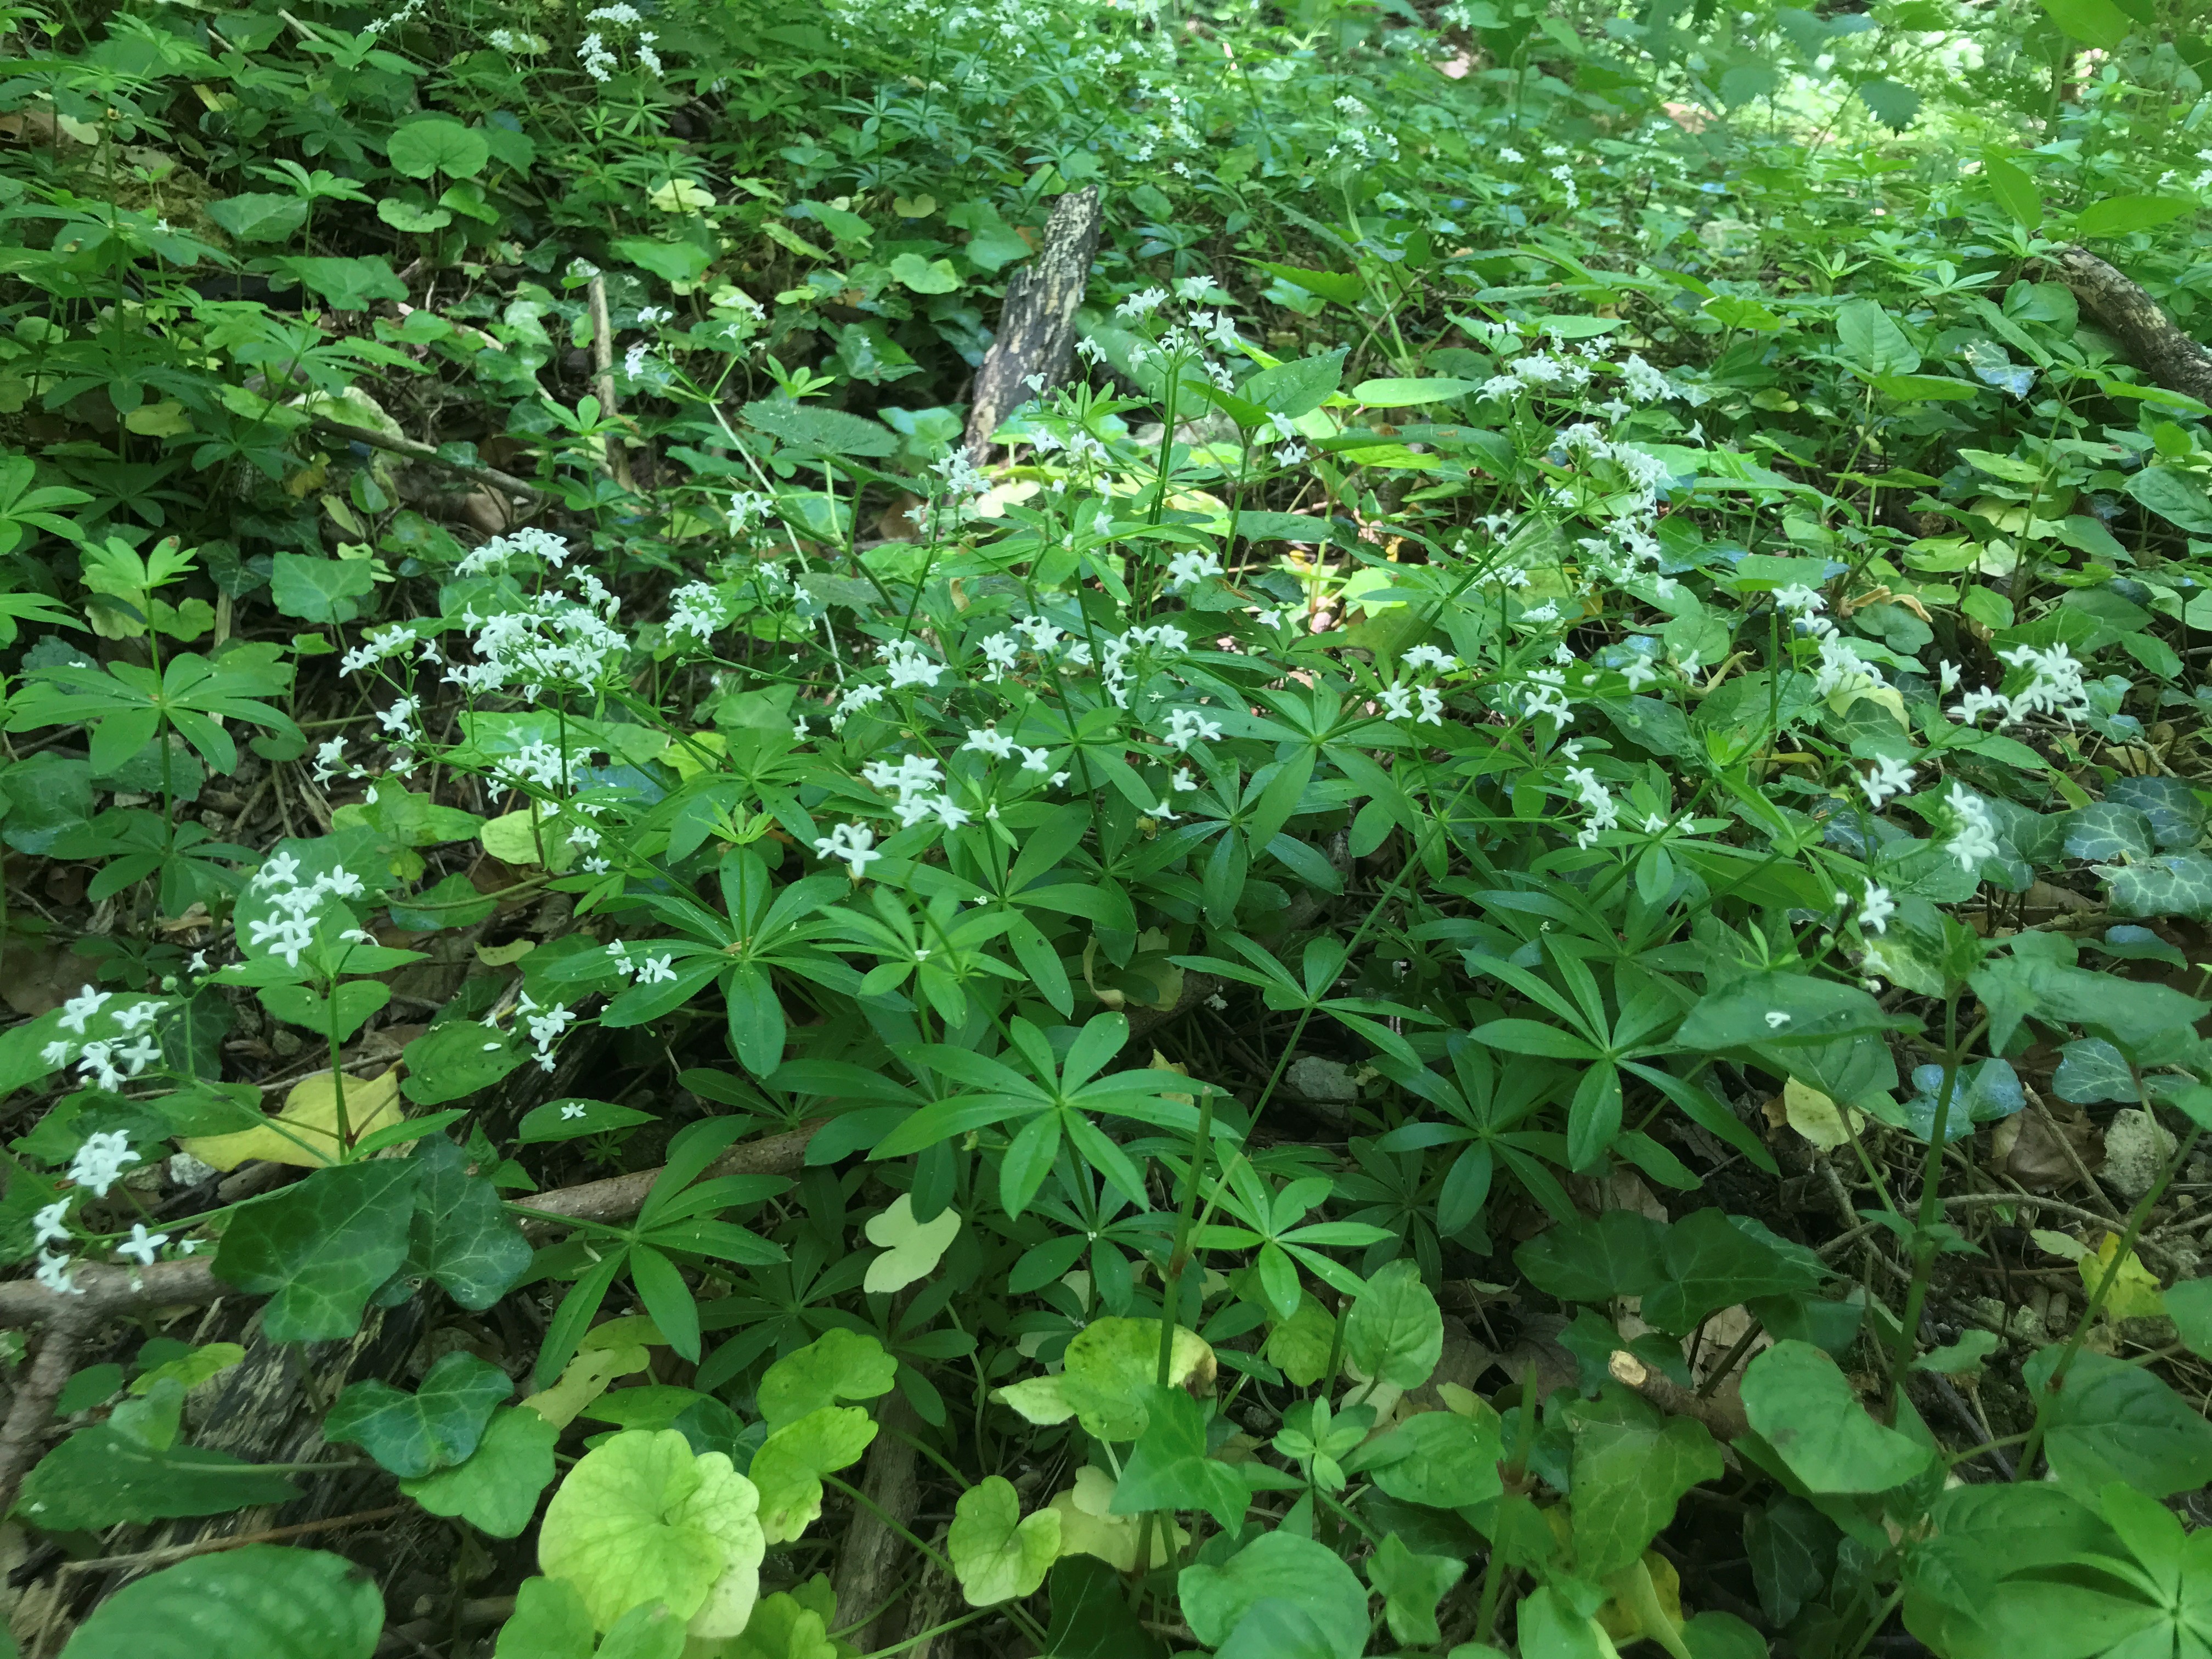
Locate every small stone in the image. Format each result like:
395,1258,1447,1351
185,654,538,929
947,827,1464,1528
1286,1056,1357,1103
2102,1109,2177,1200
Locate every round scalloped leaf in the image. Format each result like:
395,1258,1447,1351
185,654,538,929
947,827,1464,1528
537,1430,764,1633
748,1407,878,1544
1177,1533,1369,1659
58,1546,381,1659
757,1328,897,1431
949,1476,1062,1606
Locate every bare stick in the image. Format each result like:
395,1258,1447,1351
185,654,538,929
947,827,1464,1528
2043,246,2212,407
0,1308,89,1519
962,187,1104,458
309,417,547,506
59,1504,411,1574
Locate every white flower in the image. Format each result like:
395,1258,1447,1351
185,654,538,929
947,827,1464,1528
1172,766,1199,792
668,582,726,642
1764,1011,1792,1029
1861,754,1917,810
815,822,884,879
883,639,943,689
964,726,1018,759
1165,550,1224,592
36,1250,83,1296
58,989,111,1036
636,954,678,986
1564,766,1620,849
1854,885,1897,934
67,1131,141,1198
561,1103,589,1120
1163,708,1224,751
115,1223,168,1266
31,1201,70,1250
1379,685,1415,721
1620,656,1657,691
1774,585,1825,616
1415,687,1445,725
1017,746,1052,772
1402,645,1459,673
1945,784,2002,873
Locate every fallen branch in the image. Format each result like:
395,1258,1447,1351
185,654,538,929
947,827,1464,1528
58,1504,410,1575
962,187,1104,458
2042,246,2212,407
1607,1349,1750,1441
0,1305,90,1521
310,416,550,506
0,1122,820,1328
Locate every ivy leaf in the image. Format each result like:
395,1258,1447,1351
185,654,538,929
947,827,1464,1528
1566,1401,1724,1578
2104,854,2212,924
1039,1556,1168,1659
2062,802,2154,862
537,1430,765,1637
1364,1533,1465,1647
55,1547,382,1659
324,1351,512,1479
1109,1386,1249,1532
1342,1259,1442,1389
2052,1038,2138,1105
211,1161,416,1343
1515,1210,1668,1304
1742,1341,1937,1494
401,1407,560,1538
1641,1210,1823,1335
757,1328,897,1431
400,1137,532,1308
949,1475,1062,1606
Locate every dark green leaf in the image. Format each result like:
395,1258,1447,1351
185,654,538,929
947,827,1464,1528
57,1548,381,1659
211,1162,416,1342
323,1351,511,1478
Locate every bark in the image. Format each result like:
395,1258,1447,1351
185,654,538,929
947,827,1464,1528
2044,246,2212,406
830,1391,922,1651
962,187,1105,458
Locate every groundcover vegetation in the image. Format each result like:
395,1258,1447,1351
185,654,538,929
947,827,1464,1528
2,0,2212,1653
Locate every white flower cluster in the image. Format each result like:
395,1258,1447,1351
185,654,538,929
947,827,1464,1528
1564,765,1620,849
1949,642,2091,727
246,851,366,968
1161,708,1224,751
861,753,970,830
1842,883,1897,934
814,822,883,878
606,941,680,986
498,992,575,1072
37,991,167,1094
725,492,776,534
450,573,627,702
1945,783,2002,873
1860,753,1917,809
668,582,728,643
1165,550,1223,592
1520,666,1573,725
1775,583,1887,704
456,526,573,577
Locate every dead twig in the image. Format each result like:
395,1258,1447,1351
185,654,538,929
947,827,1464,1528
58,1504,410,1574
309,417,547,506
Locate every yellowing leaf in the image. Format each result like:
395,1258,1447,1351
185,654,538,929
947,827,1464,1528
522,1342,651,1429
663,731,728,783
480,809,574,871
179,1067,404,1170
862,1194,961,1294
1045,1468,1184,1571
123,400,193,437
650,178,717,212
2084,1233,2165,1324
1598,1554,1692,1659
1781,1078,1862,1151
893,194,936,217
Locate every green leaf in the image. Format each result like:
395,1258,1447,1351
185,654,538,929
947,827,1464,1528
889,252,962,294
1359,1408,1506,1510
946,200,1031,273
1677,972,1903,1050
493,1578,594,1659
1567,1403,1723,1577
275,257,409,311
270,555,375,624
2062,802,2154,862
1241,348,1346,419
949,1475,1062,1606
758,1328,897,1430
1110,1386,1250,1532
57,1548,382,1659
1643,1210,1821,1334
1366,1533,1464,1648
1746,1497,1835,1627
387,119,490,179
2052,1038,2137,1105
1984,156,2044,229
402,1137,532,1310
2035,0,2131,42
324,1350,511,1479
861,1193,962,1294
20,1385,298,1530
1741,1341,1937,1493
1058,1318,1214,1442
612,237,712,284
2165,1278,2212,1358
206,193,309,244
1352,377,1482,407
1254,263,1363,307
1854,77,1920,130
2074,195,2189,238
518,1097,658,1142
1344,1259,1443,1389
2022,1347,2212,1496
1040,1556,1167,1659
749,1407,878,1544
1178,1533,1370,1659
402,1020,528,1106
211,1161,416,1342
537,1429,765,1637
740,399,897,458
1836,298,1919,376
402,1406,560,1538
1515,1211,1668,1304
2124,465,2212,533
